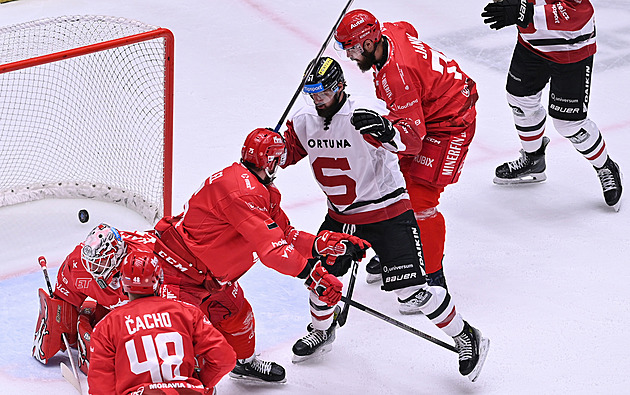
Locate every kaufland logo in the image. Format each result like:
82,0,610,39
350,17,365,29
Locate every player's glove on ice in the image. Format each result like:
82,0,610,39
482,0,534,30
313,230,371,264
351,108,396,143
305,261,343,306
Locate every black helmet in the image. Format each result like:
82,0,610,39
303,56,345,95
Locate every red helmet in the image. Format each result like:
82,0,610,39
241,128,286,174
334,9,382,49
120,249,162,295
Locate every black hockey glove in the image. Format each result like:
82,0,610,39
351,108,396,143
482,0,534,30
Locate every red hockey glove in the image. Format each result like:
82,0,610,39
313,230,371,264
306,261,343,306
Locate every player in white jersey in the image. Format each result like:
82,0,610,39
482,0,622,210
281,57,489,381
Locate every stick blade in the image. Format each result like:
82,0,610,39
60,362,82,393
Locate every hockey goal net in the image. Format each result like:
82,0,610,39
0,15,173,223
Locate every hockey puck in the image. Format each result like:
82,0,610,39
78,209,90,223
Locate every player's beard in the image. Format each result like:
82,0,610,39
357,49,377,72
315,91,345,119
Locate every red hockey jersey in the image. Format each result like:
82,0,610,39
165,162,314,287
519,0,596,64
88,296,236,395
53,230,159,310
374,21,478,156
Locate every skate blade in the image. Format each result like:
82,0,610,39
468,336,490,383
493,173,546,185
291,343,334,364
365,274,382,284
228,372,287,384
398,306,425,316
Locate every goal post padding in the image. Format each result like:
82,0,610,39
0,16,173,224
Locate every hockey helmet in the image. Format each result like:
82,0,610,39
334,9,382,50
241,128,286,180
120,249,163,295
303,57,345,96
81,223,126,288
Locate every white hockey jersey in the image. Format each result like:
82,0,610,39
283,94,412,225
519,0,596,64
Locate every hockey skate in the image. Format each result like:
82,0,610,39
398,272,447,315
453,321,490,382
292,306,340,363
365,255,382,284
494,136,550,185
397,289,428,315
229,355,286,383
595,157,623,211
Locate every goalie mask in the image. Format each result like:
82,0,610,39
81,223,126,289
121,249,163,295
241,128,286,184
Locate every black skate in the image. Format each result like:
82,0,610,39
453,321,490,382
229,355,286,383
365,255,382,284
494,136,550,185
293,306,340,363
595,157,623,211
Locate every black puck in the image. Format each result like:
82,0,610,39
78,209,90,223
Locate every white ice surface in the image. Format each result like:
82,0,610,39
1,0,629,394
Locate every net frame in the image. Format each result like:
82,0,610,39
0,15,173,223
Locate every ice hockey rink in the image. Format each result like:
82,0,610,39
1,0,629,393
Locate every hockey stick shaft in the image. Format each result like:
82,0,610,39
38,255,54,297
336,259,358,327
340,296,458,353
273,0,355,134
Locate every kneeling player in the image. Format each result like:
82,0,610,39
32,223,158,374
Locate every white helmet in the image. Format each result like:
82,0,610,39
81,223,126,289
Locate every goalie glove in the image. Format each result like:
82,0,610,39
305,261,343,306
312,230,371,264
481,0,534,30
350,108,396,143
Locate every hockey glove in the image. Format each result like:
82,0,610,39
351,108,396,143
313,230,371,264
482,0,534,30
306,261,343,306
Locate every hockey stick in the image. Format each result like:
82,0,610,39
336,259,358,327
38,256,83,393
339,295,458,353
272,0,355,134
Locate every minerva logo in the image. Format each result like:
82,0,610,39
350,17,365,29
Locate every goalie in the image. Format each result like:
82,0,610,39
32,223,161,375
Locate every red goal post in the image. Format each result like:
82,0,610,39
0,16,173,224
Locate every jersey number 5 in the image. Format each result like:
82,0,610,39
312,157,357,206
126,332,186,383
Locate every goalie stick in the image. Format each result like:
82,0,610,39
38,256,83,393
272,0,355,134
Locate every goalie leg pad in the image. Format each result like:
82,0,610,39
77,313,93,375
32,288,78,364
